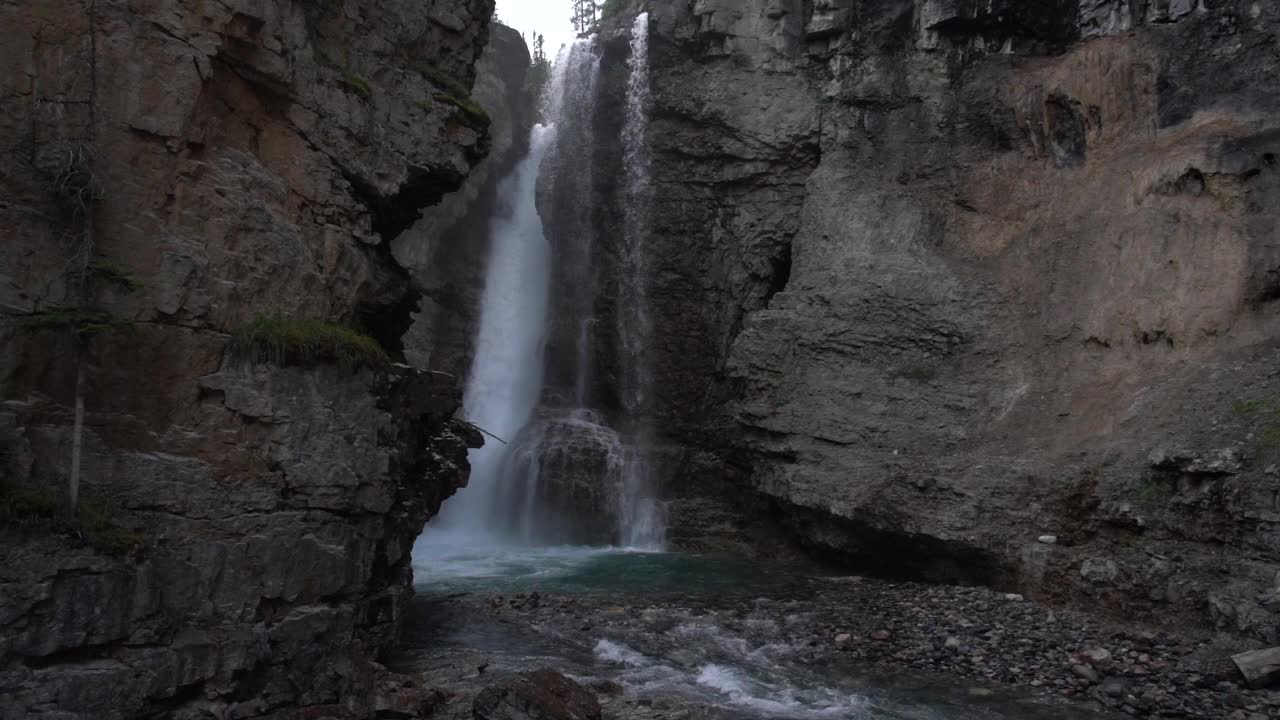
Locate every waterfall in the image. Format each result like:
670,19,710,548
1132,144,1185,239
615,13,664,548
426,125,556,543
419,22,665,553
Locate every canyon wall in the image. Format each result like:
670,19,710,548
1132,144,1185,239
612,0,1280,640
0,1,508,717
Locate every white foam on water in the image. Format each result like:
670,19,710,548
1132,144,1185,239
594,639,652,668
695,664,875,718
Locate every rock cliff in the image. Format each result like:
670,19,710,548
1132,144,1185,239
0,0,505,717
599,0,1280,640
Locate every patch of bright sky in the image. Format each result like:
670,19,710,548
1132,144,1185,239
495,0,578,60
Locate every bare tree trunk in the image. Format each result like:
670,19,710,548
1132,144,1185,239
68,344,85,513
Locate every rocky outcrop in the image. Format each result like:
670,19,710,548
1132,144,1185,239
0,0,498,717
586,0,1280,640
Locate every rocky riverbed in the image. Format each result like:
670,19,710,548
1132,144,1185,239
391,548,1280,719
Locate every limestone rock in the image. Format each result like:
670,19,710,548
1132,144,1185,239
0,0,499,717
606,0,1280,646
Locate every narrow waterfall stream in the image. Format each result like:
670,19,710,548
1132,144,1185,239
403,18,1117,720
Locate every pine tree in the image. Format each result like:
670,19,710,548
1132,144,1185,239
571,0,598,34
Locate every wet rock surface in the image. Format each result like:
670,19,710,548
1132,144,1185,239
390,555,1280,719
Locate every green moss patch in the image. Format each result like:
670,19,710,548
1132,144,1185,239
417,62,489,126
0,481,144,555
18,306,136,337
894,364,938,383
341,72,373,99
228,314,388,371
85,259,143,292
433,92,490,126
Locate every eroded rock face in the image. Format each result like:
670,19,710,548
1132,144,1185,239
0,0,497,716
601,0,1280,639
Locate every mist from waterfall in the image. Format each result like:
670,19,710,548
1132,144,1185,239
419,21,665,554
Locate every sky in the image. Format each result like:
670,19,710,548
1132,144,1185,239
496,0,578,61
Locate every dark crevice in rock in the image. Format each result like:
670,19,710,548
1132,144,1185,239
356,254,420,360
774,500,1014,588
19,640,123,668
1256,271,1280,305
137,682,208,720
1046,94,1087,168
341,165,471,246
767,240,793,301
923,0,1081,55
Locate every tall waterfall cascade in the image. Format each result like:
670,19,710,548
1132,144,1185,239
420,16,665,552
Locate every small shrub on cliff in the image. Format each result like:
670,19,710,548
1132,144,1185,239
1232,396,1280,463
434,92,490,126
85,259,143,292
341,72,373,100
0,481,143,555
418,62,470,99
893,364,938,383
18,306,136,337
228,314,388,371
417,62,490,126
1135,477,1176,505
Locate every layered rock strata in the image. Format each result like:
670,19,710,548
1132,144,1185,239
0,0,499,716
597,0,1280,641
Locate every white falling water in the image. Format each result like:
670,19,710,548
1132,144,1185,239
420,41,593,549
419,25,665,554
424,126,555,545
616,13,665,549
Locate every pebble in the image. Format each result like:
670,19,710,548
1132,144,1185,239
1081,648,1113,666
1073,664,1100,683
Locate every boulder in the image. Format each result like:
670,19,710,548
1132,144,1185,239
1080,558,1120,584
474,670,602,720
1231,647,1280,689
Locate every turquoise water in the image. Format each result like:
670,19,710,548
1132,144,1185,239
403,541,1112,720
412,538,788,595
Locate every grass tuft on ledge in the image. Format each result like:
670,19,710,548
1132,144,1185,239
433,92,490,126
341,72,373,100
18,306,136,337
0,481,144,555
85,259,143,292
417,62,490,126
228,314,389,371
